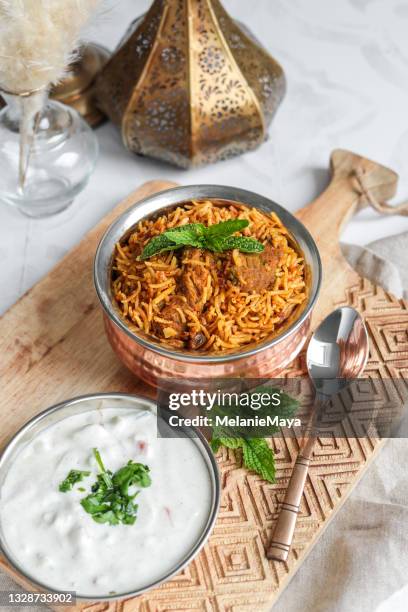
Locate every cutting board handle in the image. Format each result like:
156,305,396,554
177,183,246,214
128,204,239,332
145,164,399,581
297,149,399,256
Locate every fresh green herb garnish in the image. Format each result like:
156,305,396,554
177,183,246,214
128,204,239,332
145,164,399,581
58,449,151,526
210,386,299,483
59,469,91,492
212,236,264,253
140,219,264,260
211,437,276,482
112,460,152,494
93,447,106,473
80,448,151,526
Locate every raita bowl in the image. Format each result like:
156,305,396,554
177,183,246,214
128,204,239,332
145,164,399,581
0,393,220,600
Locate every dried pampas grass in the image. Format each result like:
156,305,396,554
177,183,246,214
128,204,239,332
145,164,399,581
0,0,100,188
0,0,100,94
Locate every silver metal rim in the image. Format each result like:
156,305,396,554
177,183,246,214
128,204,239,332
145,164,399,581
0,392,221,601
94,185,322,363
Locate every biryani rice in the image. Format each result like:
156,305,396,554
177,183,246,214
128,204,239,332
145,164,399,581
111,199,307,353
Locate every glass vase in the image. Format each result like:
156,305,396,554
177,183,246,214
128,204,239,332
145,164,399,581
0,90,98,218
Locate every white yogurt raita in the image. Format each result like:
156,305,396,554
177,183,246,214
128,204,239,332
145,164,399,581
0,404,213,596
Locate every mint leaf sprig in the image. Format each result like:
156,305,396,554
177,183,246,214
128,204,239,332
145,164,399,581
211,437,276,482
210,386,299,483
140,219,264,260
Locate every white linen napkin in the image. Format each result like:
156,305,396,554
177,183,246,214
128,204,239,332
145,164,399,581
342,232,408,300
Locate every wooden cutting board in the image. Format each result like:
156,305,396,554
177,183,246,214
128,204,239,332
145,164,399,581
1,149,407,611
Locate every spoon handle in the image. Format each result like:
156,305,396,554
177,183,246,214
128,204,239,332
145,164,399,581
267,435,316,561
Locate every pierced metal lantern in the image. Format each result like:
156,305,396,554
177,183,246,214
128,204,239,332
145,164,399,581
96,0,286,168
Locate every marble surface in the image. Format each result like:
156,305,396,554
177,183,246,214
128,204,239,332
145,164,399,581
1,0,408,315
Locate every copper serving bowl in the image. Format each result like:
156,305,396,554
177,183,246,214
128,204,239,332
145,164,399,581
94,186,321,387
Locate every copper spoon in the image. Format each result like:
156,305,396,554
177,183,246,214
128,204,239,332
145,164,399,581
267,306,369,561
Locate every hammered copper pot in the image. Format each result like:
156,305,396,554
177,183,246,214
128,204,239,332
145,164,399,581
94,186,321,388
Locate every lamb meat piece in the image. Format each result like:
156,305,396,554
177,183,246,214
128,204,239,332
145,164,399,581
233,243,281,293
180,248,212,312
152,297,186,340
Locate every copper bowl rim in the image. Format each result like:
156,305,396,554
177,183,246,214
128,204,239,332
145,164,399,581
94,185,322,364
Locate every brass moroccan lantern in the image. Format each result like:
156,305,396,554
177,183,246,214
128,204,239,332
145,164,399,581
96,0,286,168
